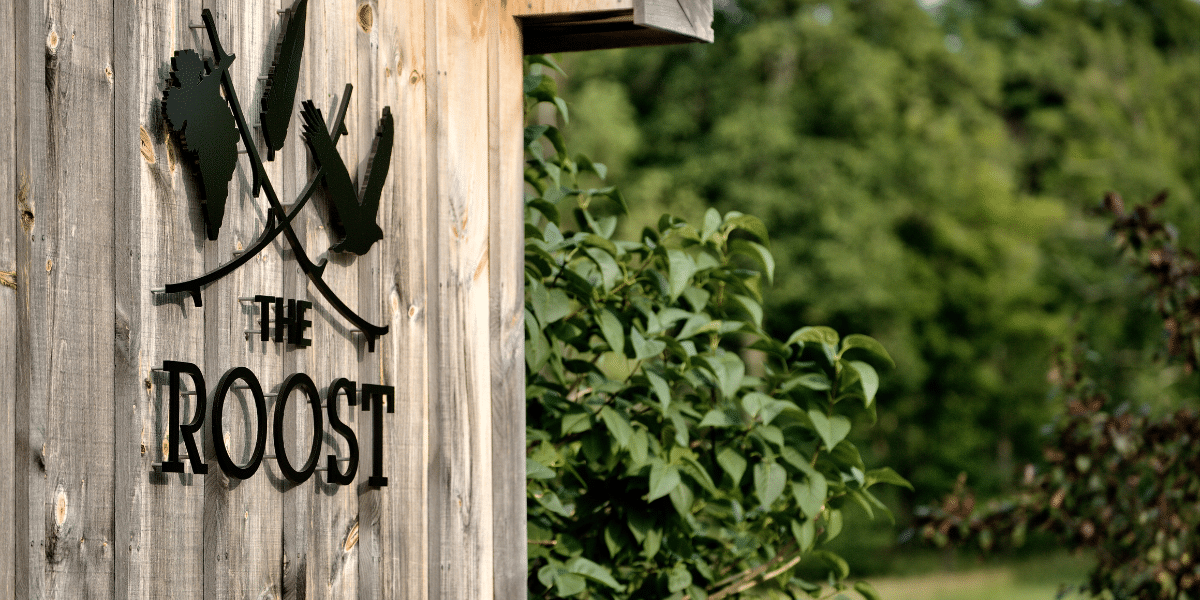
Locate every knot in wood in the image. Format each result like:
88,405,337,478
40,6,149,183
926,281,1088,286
357,3,373,33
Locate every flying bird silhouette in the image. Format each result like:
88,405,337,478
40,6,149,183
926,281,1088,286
300,100,392,256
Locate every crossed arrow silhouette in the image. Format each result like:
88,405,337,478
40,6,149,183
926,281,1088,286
156,9,389,352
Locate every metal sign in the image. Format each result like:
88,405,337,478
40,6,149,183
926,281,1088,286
152,2,396,487
156,1,390,351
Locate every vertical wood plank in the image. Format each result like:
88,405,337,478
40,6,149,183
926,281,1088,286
370,0,429,598
491,5,528,600
12,0,118,596
285,0,362,597
0,0,17,592
200,3,285,599
427,2,494,599
12,0,46,593
115,0,208,598
280,0,318,595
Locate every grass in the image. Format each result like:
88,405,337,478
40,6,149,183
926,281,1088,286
841,551,1094,600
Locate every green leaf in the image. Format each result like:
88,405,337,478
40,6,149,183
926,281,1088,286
855,581,883,600
526,196,559,223
527,457,555,480
647,370,672,410
567,557,621,590
600,406,633,449
723,213,770,244
813,550,850,580
849,489,875,519
666,249,698,300
537,563,556,589
534,491,573,517
554,96,570,124
865,467,914,491
717,447,748,485
807,410,852,450
642,527,662,558
668,480,694,517
543,126,568,158
792,518,816,551
604,522,625,558
631,328,667,360
543,288,571,324
598,308,625,355
825,509,843,542
786,326,839,348
702,208,722,241
699,408,737,428
524,124,550,148
526,54,566,76
792,469,828,519
630,429,649,466
733,294,763,328
561,409,592,436
839,334,895,368
753,461,787,508
584,247,621,291
668,563,693,593
649,462,682,501
728,239,775,284
554,572,586,596
575,154,607,180
847,360,879,406
782,373,832,392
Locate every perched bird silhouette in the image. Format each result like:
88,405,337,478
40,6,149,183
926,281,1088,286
260,0,308,163
162,49,240,240
300,100,392,256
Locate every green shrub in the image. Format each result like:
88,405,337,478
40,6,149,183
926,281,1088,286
524,57,908,600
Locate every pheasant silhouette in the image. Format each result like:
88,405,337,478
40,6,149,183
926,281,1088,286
300,100,392,256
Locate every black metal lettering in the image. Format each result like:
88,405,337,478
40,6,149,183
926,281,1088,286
289,300,312,348
324,378,359,485
211,367,268,480
273,372,323,484
361,383,394,487
160,361,208,474
254,294,274,342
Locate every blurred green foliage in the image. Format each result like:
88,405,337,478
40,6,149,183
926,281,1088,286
554,0,1200,507
914,195,1200,599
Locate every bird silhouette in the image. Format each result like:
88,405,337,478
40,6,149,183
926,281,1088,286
300,100,391,256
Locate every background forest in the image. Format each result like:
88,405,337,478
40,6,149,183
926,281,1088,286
548,0,1200,584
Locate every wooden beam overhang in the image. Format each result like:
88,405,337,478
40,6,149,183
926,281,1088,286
512,0,714,54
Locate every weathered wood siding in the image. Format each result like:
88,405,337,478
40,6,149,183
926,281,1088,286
2,1,710,598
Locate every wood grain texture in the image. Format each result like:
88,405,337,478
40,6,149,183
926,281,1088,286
426,2,494,599
115,0,208,598
12,0,46,593
12,0,119,596
0,0,16,593
200,4,285,599
490,6,529,600
511,0,634,17
371,0,429,598
634,0,713,42
291,0,361,597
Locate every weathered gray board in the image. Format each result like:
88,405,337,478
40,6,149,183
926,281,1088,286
1,1,711,598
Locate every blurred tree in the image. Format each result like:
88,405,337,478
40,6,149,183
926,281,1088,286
555,0,1200,513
